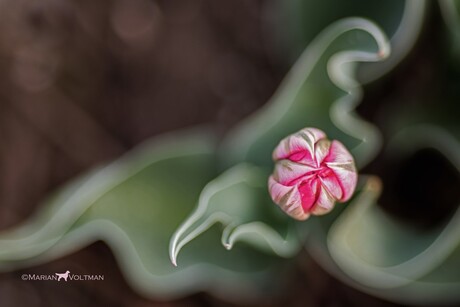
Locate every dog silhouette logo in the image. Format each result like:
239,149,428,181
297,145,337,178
55,270,70,282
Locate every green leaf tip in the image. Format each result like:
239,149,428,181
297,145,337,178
169,164,300,266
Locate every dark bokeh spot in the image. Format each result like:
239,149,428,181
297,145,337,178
380,148,460,229
27,9,45,30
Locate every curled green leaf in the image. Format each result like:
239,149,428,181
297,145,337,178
221,17,391,170
276,0,426,82
170,164,300,266
324,126,460,304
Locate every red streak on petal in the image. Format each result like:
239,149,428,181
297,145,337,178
287,151,306,162
285,171,317,186
318,168,343,200
298,178,320,212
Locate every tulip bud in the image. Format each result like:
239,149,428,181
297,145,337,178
268,128,357,220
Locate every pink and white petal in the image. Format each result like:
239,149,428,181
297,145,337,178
272,134,312,164
311,184,336,215
314,138,332,166
318,171,343,200
272,134,300,161
296,128,328,165
287,136,315,163
273,159,317,185
268,176,309,220
326,163,357,201
272,128,326,165
294,128,326,158
311,202,335,215
298,178,320,212
285,203,310,221
298,127,327,145
323,140,354,164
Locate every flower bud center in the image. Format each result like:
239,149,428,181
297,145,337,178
317,166,333,178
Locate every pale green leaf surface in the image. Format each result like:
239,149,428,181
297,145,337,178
0,130,286,301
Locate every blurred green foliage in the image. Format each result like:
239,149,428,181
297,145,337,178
1,1,460,306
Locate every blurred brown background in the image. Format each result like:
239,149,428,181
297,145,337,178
0,0,282,306
0,1,408,306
